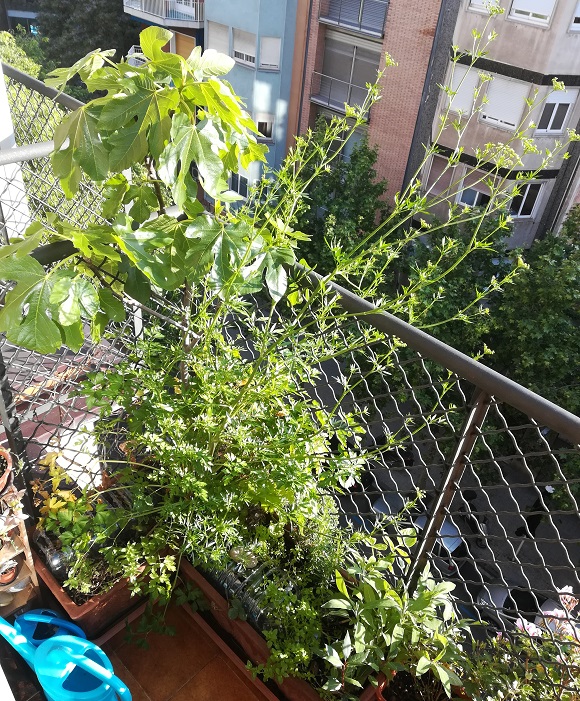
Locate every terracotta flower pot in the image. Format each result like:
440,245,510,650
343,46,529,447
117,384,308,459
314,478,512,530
0,559,18,585
33,552,144,639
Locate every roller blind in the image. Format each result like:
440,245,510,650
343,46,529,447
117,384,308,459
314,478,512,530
481,76,529,129
233,29,256,64
207,22,229,55
260,37,281,69
510,0,555,22
448,63,479,115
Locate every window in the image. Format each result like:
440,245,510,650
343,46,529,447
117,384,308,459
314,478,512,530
481,76,529,130
233,29,256,66
316,36,381,109
447,63,479,116
458,187,491,208
260,37,281,70
231,173,248,198
320,0,389,36
510,182,542,217
570,1,580,31
509,0,555,25
257,119,274,140
207,21,229,55
468,0,488,11
536,90,577,133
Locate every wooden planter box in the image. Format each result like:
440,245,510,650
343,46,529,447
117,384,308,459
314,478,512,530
181,561,390,701
33,552,144,639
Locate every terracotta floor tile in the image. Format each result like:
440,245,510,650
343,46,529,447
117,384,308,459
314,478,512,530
168,656,264,701
107,650,152,701
113,607,219,701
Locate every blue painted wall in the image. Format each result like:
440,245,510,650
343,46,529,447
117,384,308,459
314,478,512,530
204,0,298,178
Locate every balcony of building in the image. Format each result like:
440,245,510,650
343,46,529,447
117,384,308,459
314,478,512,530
0,61,579,701
123,0,204,29
309,71,370,113
318,0,389,38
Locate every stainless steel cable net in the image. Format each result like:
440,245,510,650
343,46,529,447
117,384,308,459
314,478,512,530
1,68,579,698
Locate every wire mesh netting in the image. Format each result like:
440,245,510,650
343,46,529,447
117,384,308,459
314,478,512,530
1,65,579,698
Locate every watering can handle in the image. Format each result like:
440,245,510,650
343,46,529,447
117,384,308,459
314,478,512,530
65,652,132,701
18,613,85,637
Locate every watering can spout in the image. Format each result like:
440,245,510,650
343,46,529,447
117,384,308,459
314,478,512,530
0,616,36,667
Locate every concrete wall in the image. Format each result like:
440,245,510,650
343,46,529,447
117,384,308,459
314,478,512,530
455,0,580,76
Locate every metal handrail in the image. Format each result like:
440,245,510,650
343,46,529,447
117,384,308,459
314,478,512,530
320,272,580,443
1,63,84,112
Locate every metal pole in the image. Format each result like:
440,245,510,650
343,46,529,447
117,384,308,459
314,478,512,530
406,388,492,592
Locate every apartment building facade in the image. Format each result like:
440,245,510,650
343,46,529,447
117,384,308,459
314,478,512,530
423,0,580,247
124,0,307,190
123,0,204,59
122,0,580,244
299,0,454,197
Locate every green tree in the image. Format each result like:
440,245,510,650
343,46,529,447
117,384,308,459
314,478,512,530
293,119,389,273
0,30,43,76
488,220,580,415
404,212,517,358
37,0,140,67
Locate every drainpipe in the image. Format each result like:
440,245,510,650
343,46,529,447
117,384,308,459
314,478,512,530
402,0,461,191
297,0,315,134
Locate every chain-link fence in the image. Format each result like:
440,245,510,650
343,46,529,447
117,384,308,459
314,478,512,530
1,62,579,698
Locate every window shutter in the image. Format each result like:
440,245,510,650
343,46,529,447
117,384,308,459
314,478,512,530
360,0,388,32
572,1,580,30
207,22,229,55
448,64,479,115
510,0,555,19
260,37,281,69
233,29,256,62
481,76,529,129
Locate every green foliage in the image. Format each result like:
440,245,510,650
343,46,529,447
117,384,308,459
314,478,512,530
37,0,141,68
2,19,579,701
0,26,303,353
294,121,389,273
487,230,580,415
320,551,467,698
0,30,44,77
462,630,580,701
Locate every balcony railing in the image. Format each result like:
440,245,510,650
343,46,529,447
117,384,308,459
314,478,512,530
319,0,389,37
1,63,580,698
127,45,147,67
123,0,204,26
310,71,369,113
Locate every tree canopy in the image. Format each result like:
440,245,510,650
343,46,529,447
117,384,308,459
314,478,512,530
37,0,141,67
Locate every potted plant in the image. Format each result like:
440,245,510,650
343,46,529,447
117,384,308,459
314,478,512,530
29,461,143,638
0,16,577,700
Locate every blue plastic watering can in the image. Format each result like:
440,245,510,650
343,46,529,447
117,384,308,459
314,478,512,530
15,609,86,647
34,634,132,701
0,612,131,701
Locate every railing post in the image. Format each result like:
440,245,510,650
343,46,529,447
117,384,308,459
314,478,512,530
406,388,492,593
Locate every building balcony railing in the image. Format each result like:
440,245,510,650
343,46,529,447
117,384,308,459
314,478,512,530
319,0,388,37
123,0,204,27
1,63,580,699
127,45,147,67
310,71,369,114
